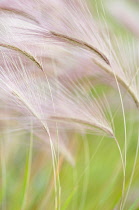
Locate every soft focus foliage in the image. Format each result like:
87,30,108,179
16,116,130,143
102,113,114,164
0,0,139,210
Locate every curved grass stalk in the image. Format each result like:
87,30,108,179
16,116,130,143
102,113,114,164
1,80,59,210
21,123,33,210
78,135,90,210
0,47,61,209
42,69,61,210
0,8,38,23
114,137,126,210
50,32,139,109
111,60,127,210
0,44,43,71
53,121,61,210
93,59,139,109
51,31,110,65
50,116,114,137
121,134,139,209
39,139,74,210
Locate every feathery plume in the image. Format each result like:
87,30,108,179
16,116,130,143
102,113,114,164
0,0,139,108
